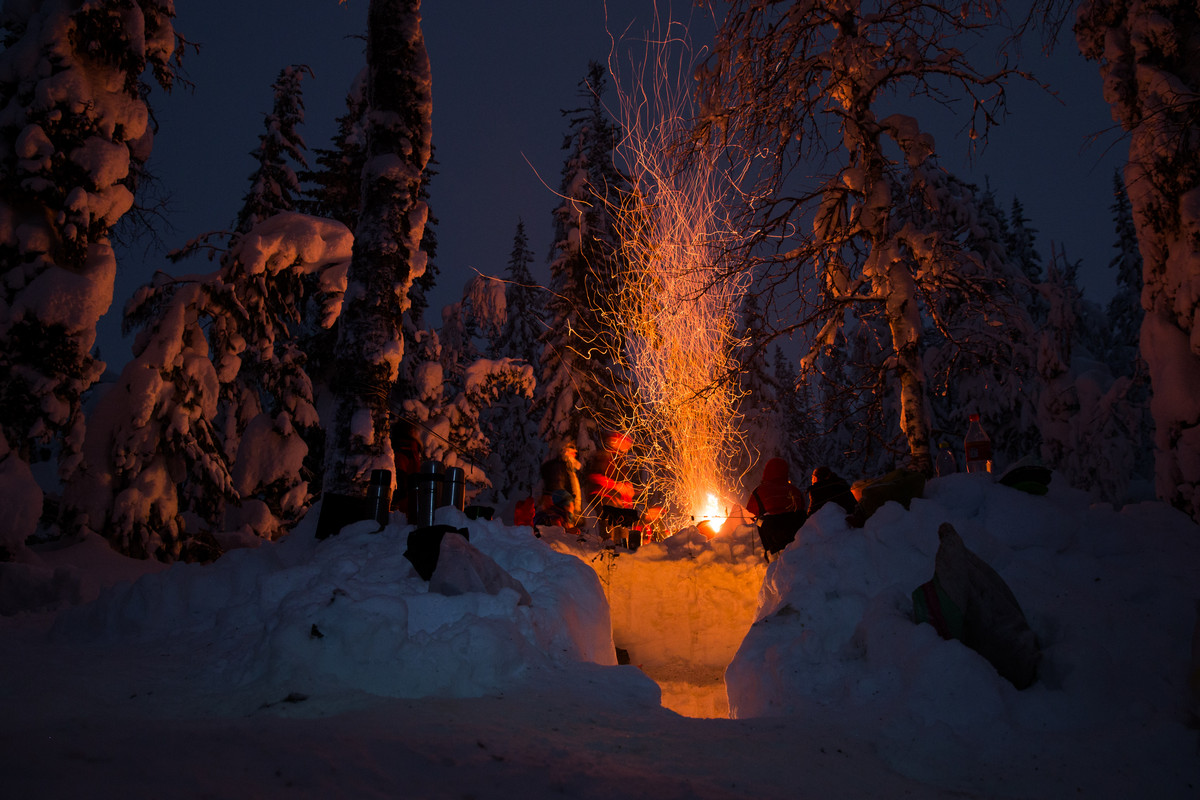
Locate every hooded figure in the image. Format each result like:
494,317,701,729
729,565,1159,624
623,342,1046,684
746,458,807,516
745,458,807,559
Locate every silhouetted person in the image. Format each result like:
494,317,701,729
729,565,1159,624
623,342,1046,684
808,466,856,515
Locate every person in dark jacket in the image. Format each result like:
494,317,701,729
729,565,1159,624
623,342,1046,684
745,457,808,559
540,441,583,526
807,465,857,515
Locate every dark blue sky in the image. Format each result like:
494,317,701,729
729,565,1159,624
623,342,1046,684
102,1,1124,368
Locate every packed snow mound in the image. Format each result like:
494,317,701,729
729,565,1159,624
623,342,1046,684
52,505,635,705
727,472,1200,796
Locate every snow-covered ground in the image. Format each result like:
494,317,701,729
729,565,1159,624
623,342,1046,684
2,474,1198,798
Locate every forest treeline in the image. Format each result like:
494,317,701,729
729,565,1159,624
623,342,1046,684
1,1,1195,563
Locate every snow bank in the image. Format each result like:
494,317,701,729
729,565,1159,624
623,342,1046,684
51,504,631,705
727,472,1200,797
542,521,767,717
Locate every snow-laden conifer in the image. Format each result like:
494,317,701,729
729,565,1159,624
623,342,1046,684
235,65,312,234
535,62,630,459
323,0,432,498
0,0,181,544
65,214,352,560
482,221,544,501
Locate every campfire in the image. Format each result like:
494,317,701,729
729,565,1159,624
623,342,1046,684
603,20,755,534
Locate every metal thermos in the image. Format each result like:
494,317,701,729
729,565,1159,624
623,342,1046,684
367,469,392,527
443,466,465,512
414,460,442,528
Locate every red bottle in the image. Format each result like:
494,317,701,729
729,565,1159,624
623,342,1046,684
964,414,993,473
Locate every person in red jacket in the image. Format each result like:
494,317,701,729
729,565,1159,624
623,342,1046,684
745,457,808,560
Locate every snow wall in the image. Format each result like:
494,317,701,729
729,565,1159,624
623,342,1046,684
49,506,650,708
541,519,768,718
725,472,1200,796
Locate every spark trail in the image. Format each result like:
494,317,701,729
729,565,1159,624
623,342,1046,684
606,18,753,531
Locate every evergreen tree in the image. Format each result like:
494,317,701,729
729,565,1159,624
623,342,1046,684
482,221,544,501
0,0,181,545
535,62,629,458
65,214,353,560
235,65,312,234
1008,199,1043,281
301,72,440,412
925,179,1040,469
769,345,818,478
1035,247,1140,503
1105,171,1144,373
490,221,542,363
324,0,433,498
300,69,367,229
407,149,441,331
733,293,780,482
1104,171,1153,480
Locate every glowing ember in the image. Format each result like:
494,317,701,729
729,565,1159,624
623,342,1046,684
602,20,754,532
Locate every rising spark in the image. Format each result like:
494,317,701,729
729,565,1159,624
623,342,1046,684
604,17,754,532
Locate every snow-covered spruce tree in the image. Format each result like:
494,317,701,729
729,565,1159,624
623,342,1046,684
1103,171,1154,479
732,292,780,480
234,65,312,234
1035,248,1140,503
0,0,180,549
697,1,1026,475
299,18,441,494
1077,0,1200,518
488,221,542,363
324,0,432,498
65,214,352,560
84,64,338,555
923,180,1041,469
1104,170,1145,373
1007,197,1046,318
402,280,536,499
535,62,631,459
407,148,440,331
301,69,367,231
304,66,439,333
482,220,545,500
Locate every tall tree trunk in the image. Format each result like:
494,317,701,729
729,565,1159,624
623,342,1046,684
324,0,432,496
887,256,933,474
1078,1,1200,520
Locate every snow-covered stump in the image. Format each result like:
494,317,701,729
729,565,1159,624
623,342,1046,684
543,523,766,718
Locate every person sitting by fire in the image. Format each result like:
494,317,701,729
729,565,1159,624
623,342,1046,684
539,440,582,528
584,429,639,541
533,488,581,534
807,465,857,515
745,457,808,561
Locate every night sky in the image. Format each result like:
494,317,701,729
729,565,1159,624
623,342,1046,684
102,1,1124,369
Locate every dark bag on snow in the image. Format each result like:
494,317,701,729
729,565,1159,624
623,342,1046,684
756,511,807,557
914,522,1041,690
847,469,925,527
